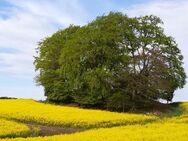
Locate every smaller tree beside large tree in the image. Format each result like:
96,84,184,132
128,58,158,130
34,12,186,111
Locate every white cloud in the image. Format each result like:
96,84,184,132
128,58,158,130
0,0,87,78
0,0,87,99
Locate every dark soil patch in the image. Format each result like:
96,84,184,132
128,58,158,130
26,124,84,136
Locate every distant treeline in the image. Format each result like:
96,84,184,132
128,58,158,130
0,97,17,99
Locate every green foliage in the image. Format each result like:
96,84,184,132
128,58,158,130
34,12,186,111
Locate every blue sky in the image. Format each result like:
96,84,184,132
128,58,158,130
0,0,188,101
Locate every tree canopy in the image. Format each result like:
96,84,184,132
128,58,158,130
34,12,186,111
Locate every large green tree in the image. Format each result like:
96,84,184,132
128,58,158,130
34,12,186,110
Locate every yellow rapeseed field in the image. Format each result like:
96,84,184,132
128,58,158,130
0,100,188,141
0,118,30,138
0,99,155,128
0,123,188,141
164,102,188,124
